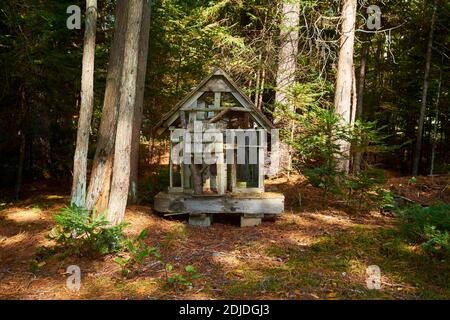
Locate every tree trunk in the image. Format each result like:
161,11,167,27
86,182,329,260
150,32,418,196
430,57,443,176
356,42,369,119
257,68,266,110
107,0,144,225
351,64,357,125
86,0,128,212
275,1,300,107
129,1,152,204
71,0,97,207
412,0,437,176
274,1,300,175
334,0,357,173
15,132,26,200
352,41,369,172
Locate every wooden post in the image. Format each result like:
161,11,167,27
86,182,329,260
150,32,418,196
214,92,221,109
258,145,265,192
169,140,173,189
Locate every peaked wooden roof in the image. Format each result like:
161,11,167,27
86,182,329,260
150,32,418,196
154,68,274,135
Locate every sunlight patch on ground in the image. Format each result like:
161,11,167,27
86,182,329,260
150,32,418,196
2,208,44,223
0,231,29,246
46,195,65,200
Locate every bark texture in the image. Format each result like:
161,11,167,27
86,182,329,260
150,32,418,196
352,41,369,172
71,0,97,207
412,0,437,176
107,0,144,225
274,1,300,175
129,1,152,204
86,0,128,212
334,0,357,173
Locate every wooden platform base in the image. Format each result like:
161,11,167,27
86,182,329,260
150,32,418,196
154,192,284,227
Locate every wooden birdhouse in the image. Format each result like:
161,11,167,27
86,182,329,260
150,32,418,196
154,68,284,227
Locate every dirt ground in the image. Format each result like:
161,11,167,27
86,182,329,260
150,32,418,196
0,175,449,300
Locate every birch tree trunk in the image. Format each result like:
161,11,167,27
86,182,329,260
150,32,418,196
107,0,144,225
274,1,300,175
334,0,357,173
412,0,437,176
86,0,128,212
71,0,97,207
129,1,152,204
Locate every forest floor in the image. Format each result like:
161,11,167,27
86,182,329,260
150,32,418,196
0,174,449,300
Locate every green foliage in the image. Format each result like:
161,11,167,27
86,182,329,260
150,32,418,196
165,263,202,289
396,204,450,257
408,177,417,184
48,205,126,256
114,228,159,277
280,90,388,208
376,188,396,212
276,79,393,210
113,227,202,287
344,168,389,210
29,259,47,274
280,94,348,200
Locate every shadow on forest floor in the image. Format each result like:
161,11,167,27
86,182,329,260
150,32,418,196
0,175,449,300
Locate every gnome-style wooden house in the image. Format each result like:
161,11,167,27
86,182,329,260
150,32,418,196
154,68,284,227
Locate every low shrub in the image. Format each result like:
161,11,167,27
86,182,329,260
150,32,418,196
48,205,126,256
396,204,450,257
114,228,159,277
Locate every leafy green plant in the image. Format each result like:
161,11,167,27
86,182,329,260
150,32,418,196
277,85,392,210
408,177,417,184
281,103,349,202
48,205,126,256
396,204,450,257
344,168,388,211
165,264,202,290
113,229,203,287
29,259,46,274
376,188,395,212
114,228,159,277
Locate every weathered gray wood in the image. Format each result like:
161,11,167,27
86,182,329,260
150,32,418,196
230,91,270,129
214,92,221,109
208,108,230,124
258,146,265,189
169,142,173,188
181,107,247,112
156,92,203,134
154,191,284,215
153,68,274,135
200,77,233,92
217,163,226,195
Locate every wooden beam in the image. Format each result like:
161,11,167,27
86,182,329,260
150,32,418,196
214,92,221,108
207,108,230,124
182,107,249,112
